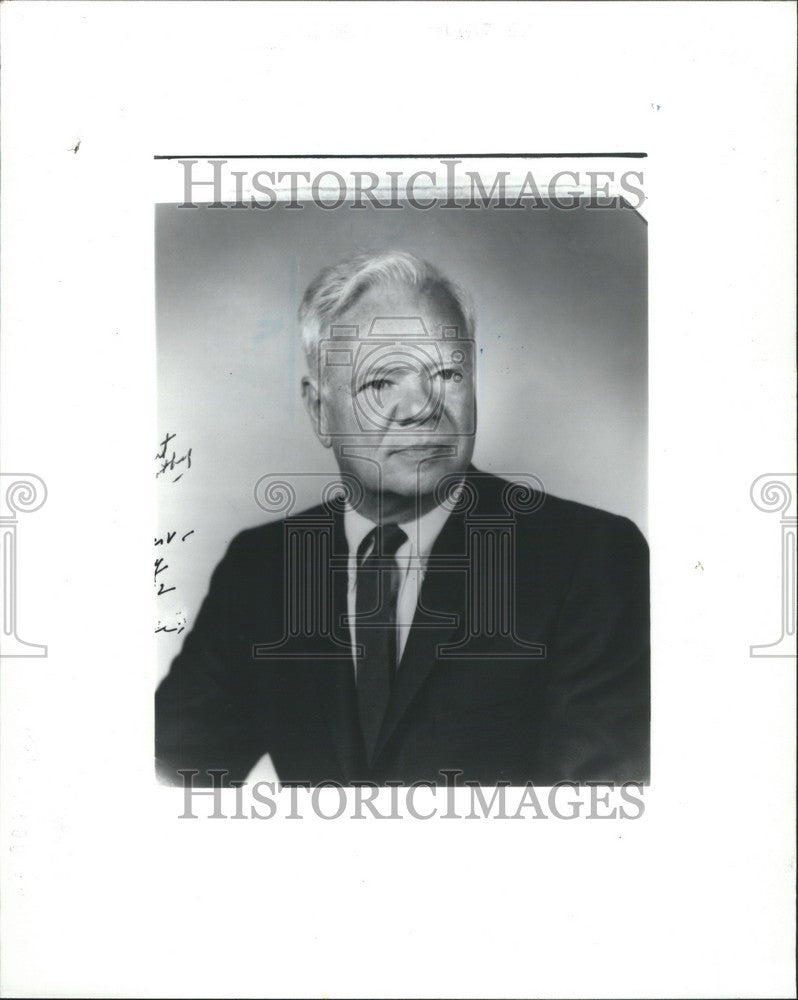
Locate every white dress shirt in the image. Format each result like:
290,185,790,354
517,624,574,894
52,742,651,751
343,498,454,675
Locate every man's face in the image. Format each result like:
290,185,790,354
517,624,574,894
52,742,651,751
304,282,476,510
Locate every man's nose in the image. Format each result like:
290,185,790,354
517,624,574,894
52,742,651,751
390,374,436,426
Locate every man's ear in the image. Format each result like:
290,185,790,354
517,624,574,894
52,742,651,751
301,375,332,449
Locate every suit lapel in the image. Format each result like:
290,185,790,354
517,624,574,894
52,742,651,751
316,510,367,781
370,506,467,763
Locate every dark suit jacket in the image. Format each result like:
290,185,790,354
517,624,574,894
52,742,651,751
155,469,649,786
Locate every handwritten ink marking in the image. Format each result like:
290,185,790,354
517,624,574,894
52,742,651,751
154,529,195,548
154,556,176,595
154,434,196,628
155,433,176,461
156,433,193,482
155,613,187,635
154,530,195,627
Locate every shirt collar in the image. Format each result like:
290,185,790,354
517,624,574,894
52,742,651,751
343,491,456,561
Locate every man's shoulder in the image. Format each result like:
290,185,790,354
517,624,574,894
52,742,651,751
221,473,646,566
466,467,646,544
224,503,336,556
465,470,647,600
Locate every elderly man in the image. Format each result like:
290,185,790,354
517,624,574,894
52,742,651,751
155,250,649,786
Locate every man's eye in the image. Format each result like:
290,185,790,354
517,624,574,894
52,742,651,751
435,368,457,381
359,377,392,393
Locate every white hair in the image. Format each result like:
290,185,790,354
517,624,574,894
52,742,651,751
298,250,475,367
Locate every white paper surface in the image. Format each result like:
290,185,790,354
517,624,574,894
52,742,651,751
1,3,795,998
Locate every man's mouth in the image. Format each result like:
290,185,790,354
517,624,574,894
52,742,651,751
387,443,453,457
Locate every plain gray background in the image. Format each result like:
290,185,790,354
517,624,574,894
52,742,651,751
156,200,646,674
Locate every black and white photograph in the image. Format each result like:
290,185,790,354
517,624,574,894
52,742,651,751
154,174,650,788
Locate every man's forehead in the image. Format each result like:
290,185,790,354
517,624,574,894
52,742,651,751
331,282,466,335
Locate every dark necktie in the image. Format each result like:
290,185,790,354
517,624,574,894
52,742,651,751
355,523,407,762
